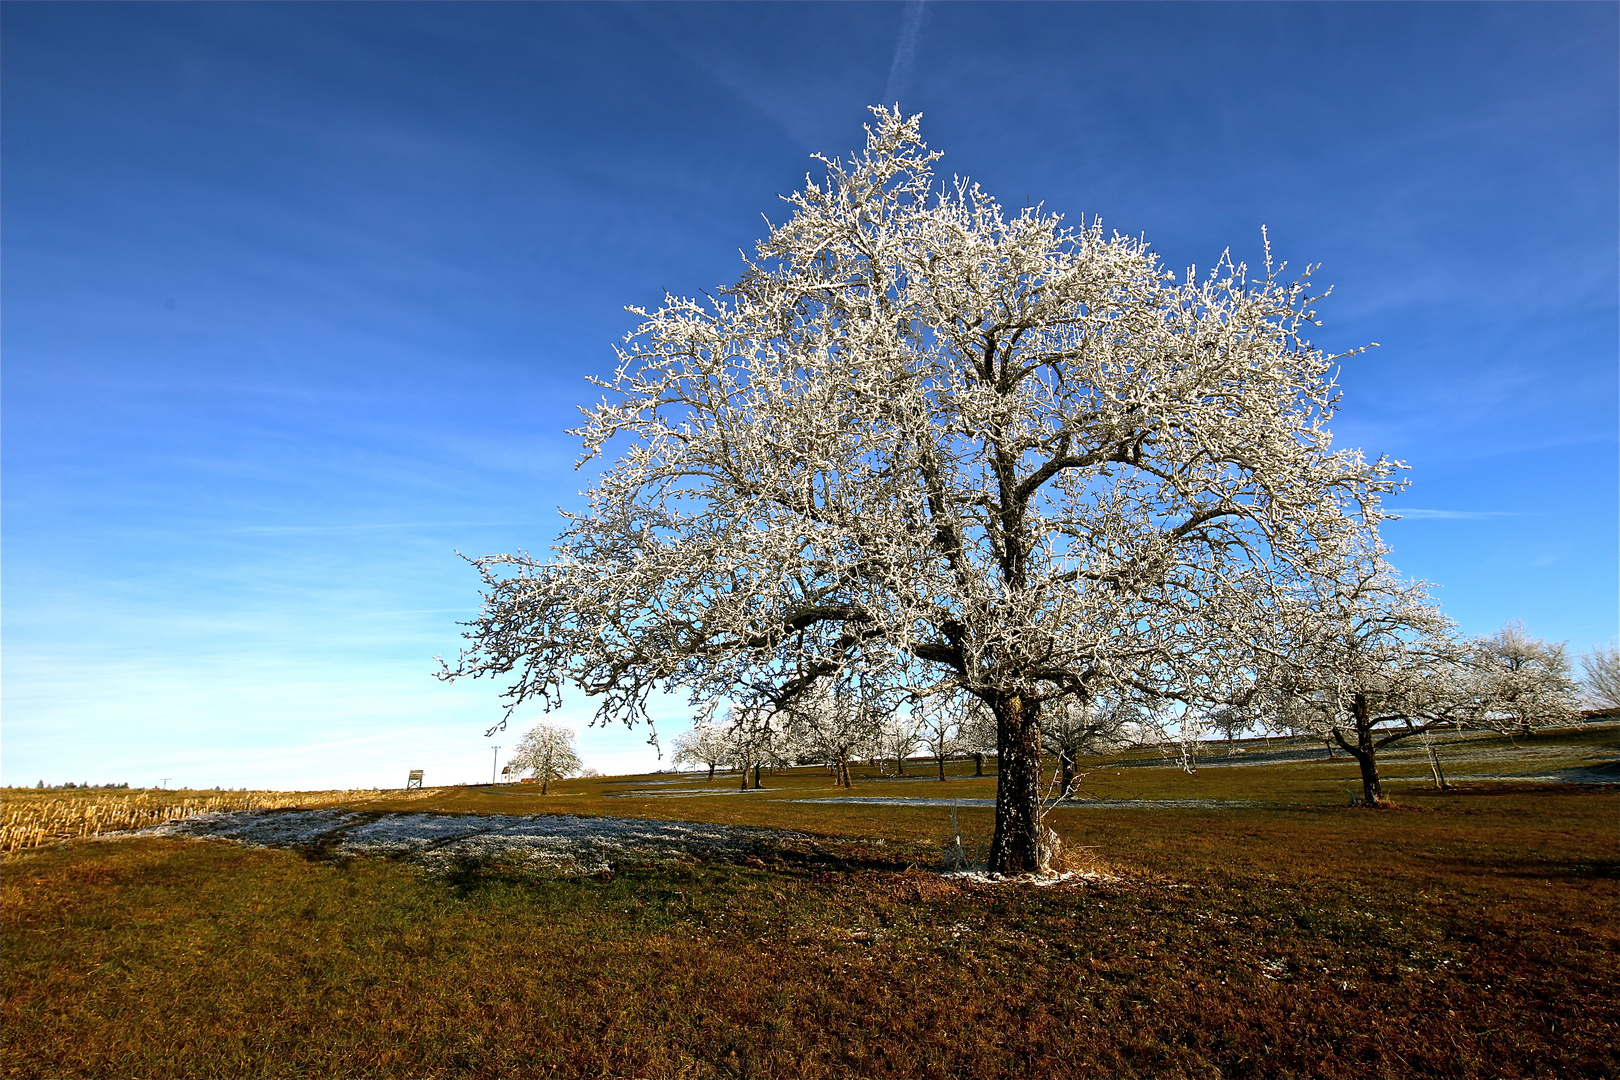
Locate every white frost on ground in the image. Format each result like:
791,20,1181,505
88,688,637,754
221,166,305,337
604,787,781,798
939,868,1113,886
133,809,814,875
789,796,1260,809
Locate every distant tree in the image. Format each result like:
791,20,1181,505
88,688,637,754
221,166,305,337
1579,645,1620,710
1043,697,1134,798
671,720,731,780
956,699,997,776
1263,546,1580,805
507,722,582,794
1262,549,1465,806
1466,622,1579,738
782,678,881,787
1209,705,1251,755
915,696,963,780
721,705,782,790
877,711,924,777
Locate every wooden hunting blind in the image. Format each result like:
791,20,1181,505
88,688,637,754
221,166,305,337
405,769,423,791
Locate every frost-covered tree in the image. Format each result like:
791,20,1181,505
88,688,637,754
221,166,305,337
782,677,880,787
1209,704,1251,755
1043,696,1134,797
1265,546,1582,802
1467,622,1579,737
1260,549,1465,806
722,705,782,790
670,720,732,780
956,696,998,776
441,109,1397,873
1579,645,1620,711
508,722,582,794
915,696,963,780
877,710,925,776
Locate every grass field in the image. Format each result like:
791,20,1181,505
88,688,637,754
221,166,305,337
3,726,1616,1078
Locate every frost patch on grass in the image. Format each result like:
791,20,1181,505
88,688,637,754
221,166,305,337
1384,768,1619,785
792,797,1260,809
132,809,815,875
939,868,1114,887
604,787,780,798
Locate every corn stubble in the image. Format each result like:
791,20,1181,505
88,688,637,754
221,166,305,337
0,789,416,853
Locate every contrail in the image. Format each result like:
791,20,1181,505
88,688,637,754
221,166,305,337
882,0,927,108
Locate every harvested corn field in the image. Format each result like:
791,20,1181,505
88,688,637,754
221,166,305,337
0,788,436,854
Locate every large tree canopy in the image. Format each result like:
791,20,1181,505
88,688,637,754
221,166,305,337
443,109,1399,872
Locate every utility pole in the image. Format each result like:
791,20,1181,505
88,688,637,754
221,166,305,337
158,778,172,790
490,746,501,785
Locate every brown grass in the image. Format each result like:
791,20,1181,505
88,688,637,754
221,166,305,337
2,733,1616,1079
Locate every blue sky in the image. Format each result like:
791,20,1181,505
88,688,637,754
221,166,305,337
4,2,1615,789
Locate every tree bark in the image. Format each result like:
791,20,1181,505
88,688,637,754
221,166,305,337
1337,693,1386,806
972,753,984,776
1422,730,1449,790
937,754,946,781
988,692,1045,873
707,763,716,781
1058,750,1076,799
752,763,763,789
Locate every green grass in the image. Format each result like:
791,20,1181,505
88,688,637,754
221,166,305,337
3,729,1617,1079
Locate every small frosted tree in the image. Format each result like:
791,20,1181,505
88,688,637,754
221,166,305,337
508,722,582,793
1261,548,1465,806
722,705,781,790
1043,696,1134,797
782,677,881,787
1579,645,1620,711
1262,544,1579,805
875,710,924,776
957,697,997,776
1468,622,1579,737
671,719,731,780
915,695,963,780
441,108,1398,873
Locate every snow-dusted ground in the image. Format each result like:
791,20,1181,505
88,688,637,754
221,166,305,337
790,797,1259,809
1132,722,1618,772
133,809,816,875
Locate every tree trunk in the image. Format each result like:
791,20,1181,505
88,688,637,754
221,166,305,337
1324,739,1335,760
937,754,946,781
973,753,984,776
739,766,749,792
1058,750,1076,799
896,753,905,776
707,763,716,781
1422,731,1449,790
541,776,550,794
988,692,1046,874
752,763,763,789
1339,693,1386,806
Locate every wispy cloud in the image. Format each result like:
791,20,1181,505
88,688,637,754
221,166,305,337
1389,509,1522,520
228,521,541,535
882,1,927,108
